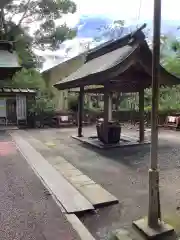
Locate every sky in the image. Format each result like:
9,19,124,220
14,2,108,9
58,0,180,27
42,0,180,70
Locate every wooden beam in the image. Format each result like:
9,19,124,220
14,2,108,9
73,84,147,94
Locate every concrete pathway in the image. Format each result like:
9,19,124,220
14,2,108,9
18,126,180,240
14,130,118,208
0,131,81,240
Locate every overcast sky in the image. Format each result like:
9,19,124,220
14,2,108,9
42,0,180,70
61,0,180,27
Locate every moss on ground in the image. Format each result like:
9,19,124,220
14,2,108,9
163,213,180,232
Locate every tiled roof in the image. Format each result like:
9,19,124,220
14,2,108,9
0,88,36,94
54,24,180,92
54,44,137,89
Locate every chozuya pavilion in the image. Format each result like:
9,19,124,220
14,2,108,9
54,24,180,149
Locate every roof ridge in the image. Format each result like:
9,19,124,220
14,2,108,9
86,23,147,62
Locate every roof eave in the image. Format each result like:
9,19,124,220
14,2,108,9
54,50,137,90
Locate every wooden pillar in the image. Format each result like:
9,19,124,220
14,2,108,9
103,86,109,143
78,86,84,137
148,0,162,227
108,92,113,121
139,88,144,143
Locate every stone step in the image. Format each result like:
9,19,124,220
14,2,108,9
65,214,96,240
11,132,94,214
18,130,119,207
47,156,118,207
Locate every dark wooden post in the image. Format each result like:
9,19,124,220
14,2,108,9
108,92,113,121
139,88,144,143
103,85,109,143
78,86,84,137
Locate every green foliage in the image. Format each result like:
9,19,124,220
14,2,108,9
68,94,78,112
10,68,56,114
163,56,180,77
158,38,180,111
1,0,77,68
171,40,180,52
35,23,76,51
29,94,55,114
12,68,45,90
4,21,39,68
4,0,77,49
120,36,180,113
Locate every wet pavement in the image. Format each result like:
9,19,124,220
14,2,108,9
0,130,80,240
18,126,180,240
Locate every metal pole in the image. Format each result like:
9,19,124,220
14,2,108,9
148,0,162,227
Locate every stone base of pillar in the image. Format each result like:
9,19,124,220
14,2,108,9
133,168,174,239
133,218,174,239
77,131,83,138
77,134,83,138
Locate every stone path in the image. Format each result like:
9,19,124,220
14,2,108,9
16,127,180,240
15,129,118,208
0,131,81,240
11,131,94,214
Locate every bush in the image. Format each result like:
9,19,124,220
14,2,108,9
68,95,78,112
29,94,56,115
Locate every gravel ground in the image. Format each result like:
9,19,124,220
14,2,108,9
21,126,180,240
0,130,80,240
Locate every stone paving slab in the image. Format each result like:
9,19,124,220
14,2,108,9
16,130,119,207
11,132,94,214
52,156,68,165
0,131,81,240
45,156,118,207
12,127,180,240
26,135,50,151
68,174,96,186
66,214,96,240
78,183,118,206
72,135,150,150
59,167,83,177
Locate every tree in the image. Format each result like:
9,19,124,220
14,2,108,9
29,95,56,115
163,56,180,77
11,68,45,90
119,36,180,112
112,92,128,111
10,68,56,114
68,94,78,112
160,35,169,61
1,0,77,68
